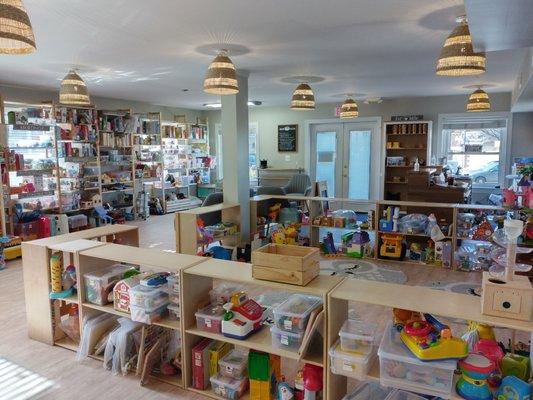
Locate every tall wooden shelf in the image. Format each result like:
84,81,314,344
383,121,432,201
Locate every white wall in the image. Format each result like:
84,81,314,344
206,92,513,169
0,84,204,122
510,112,533,159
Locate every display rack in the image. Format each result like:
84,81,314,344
175,202,241,254
21,224,139,345
383,120,432,201
326,278,533,400
181,259,343,399
53,104,101,215
133,112,164,213
185,122,212,187
98,109,135,215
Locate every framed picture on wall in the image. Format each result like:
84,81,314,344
278,124,298,152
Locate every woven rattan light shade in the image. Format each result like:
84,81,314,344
0,0,35,54
466,88,490,112
436,17,485,76
203,50,239,95
59,70,91,106
290,83,315,110
340,98,358,118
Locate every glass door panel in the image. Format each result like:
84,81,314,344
346,129,371,199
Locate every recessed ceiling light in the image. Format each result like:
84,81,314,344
203,101,262,108
364,97,383,104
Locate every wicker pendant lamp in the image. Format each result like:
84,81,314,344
59,70,91,106
203,49,239,95
0,0,36,54
436,16,486,76
466,88,490,112
290,83,315,110
340,97,358,119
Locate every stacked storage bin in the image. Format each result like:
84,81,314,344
270,294,322,351
329,319,378,380
166,273,180,320
210,349,249,399
129,283,170,323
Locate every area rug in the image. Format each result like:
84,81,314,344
320,259,407,284
422,281,482,297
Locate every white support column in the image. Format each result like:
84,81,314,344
221,73,250,241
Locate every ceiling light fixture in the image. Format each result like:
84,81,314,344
363,97,383,104
0,0,36,54
59,69,91,106
203,101,262,109
339,96,358,119
466,87,490,112
436,15,486,76
203,49,239,95
290,83,315,110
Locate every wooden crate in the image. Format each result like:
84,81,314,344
251,244,320,286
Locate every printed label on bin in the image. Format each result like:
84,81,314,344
225,366,233,373
284,320,292,330
281,334,289,346
206,318,212,327
342,360,353,372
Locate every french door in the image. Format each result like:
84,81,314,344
310,120,381,199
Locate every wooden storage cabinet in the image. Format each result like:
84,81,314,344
22,225,139,345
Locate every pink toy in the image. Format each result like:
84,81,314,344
473,339,505,371
502,189,517,207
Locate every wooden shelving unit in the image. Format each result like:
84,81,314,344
181,258,343,398
326,278,533,400
21,224,139,345
383,121,432,201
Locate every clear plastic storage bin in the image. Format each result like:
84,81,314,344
339,319,377,354
342,381,392,400
167,304,180,320
218,350,248,379
270,326,304,351
210,374,248,400
329,340,376,380
129,285,169,310
130,304,168,324
384,390,427,400
195,304,225,333
273,294,322,333
378,322,457,399
84,264,137,305
166,274,180,293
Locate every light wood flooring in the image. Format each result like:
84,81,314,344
0,213,480,399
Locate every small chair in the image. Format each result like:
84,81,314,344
201,192,224,227
283,174,312,196
256,186,286,196
93,206,113,226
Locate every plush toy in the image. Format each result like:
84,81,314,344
268,203,281,221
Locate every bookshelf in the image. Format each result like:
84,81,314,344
383,121,432,201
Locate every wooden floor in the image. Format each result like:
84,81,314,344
0,213,480,399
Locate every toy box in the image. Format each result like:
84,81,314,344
377,322,456,398
339,319,377,354
328,340,376,381
248,351,281,400
84,264,137,305
209,341,233,377
129,284,169,311
113,275,141,313
192,338,215,390
270,326,303,351
218,349,248,379
195,304,225,333
272,294,322,333
481,272,533,322
129,303,168,324
342,381,391,400
210,374,248,400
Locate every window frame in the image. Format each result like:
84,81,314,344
437,112,513,188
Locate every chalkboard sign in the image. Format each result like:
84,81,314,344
278,124,297,152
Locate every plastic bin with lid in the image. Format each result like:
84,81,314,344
218,349,248,379
166,274,180,294
167,304,180,320
342,381,392,400
378,322,456,399
339,319,378,354
84,264,138,306
129,284,169,311
384,390,427,400
210,373,248,400
272,294,322,333
195,304,225,333
270,325,303,351
130,303,168,324
329,339,376,380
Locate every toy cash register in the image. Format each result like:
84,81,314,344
399,313,468,361
222,292,264,339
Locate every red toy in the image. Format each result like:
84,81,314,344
302,364,322,400
473,339,504,371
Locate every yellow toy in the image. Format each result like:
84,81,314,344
268,203,281,221
467,321,495,340
380,234,403,259
50,255,62,293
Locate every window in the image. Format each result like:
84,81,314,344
439,114,509,188
215,122,259,183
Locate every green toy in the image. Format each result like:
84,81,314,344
501,353,531,381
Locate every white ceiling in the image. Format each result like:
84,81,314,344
0,0,525,109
